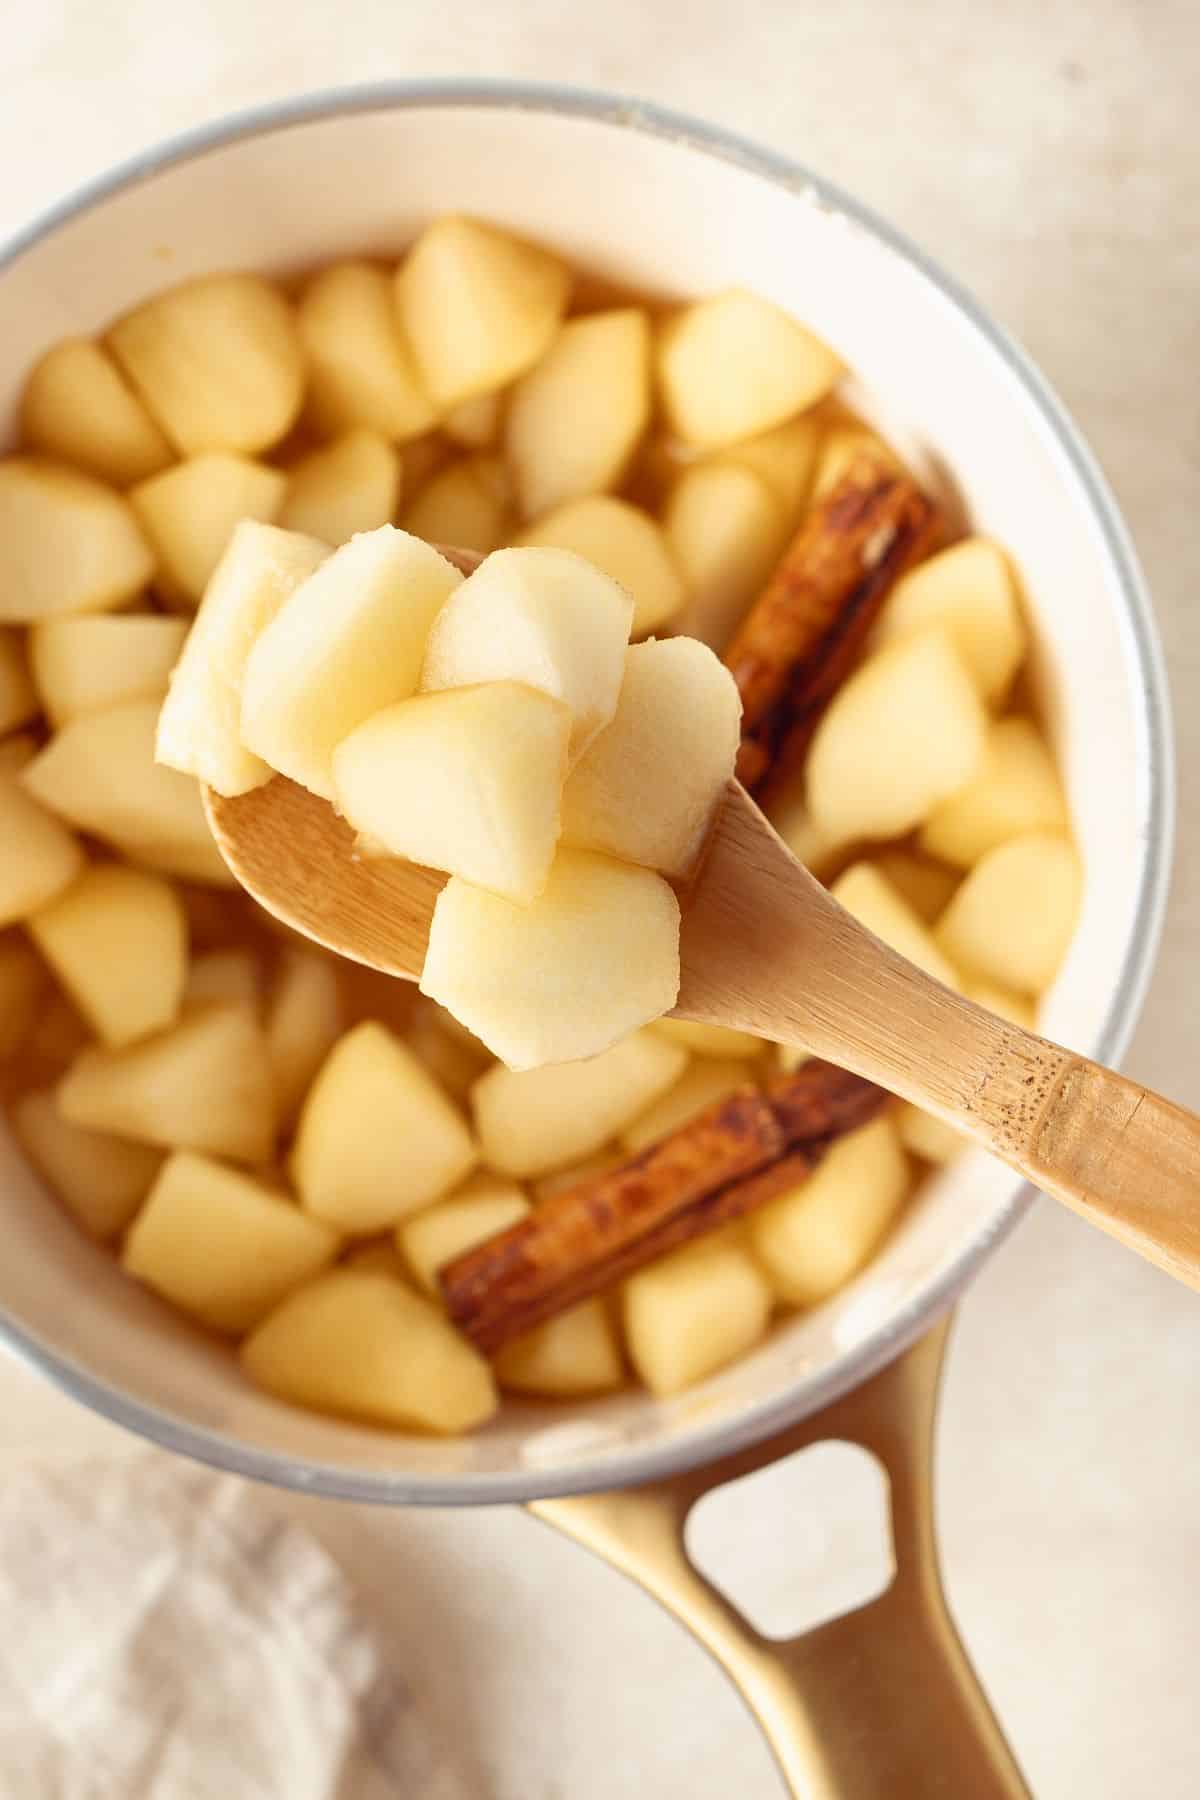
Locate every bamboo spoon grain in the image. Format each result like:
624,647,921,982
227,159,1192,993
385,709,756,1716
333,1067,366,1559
205,771,1200,1292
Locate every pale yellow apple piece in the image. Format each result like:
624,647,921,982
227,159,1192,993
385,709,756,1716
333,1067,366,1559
561,637,740,878
296,261,436,441
0,457,154,621
749,1115,911,1306
470,1028,687,1177
0,937,49,1058
420,546,632,762
396,215,570,407
620,1057,754,1155
807,633,988,845
920,717,1068,867
130,453,287,606
0,775,85,927
934,833,1082,995
107,272,305,455
241,526,460,800
398,1180,530,1294
184,949,262,1010
876,538,1026,704
291,1021,477,1234
723,415,822,516
664,460,788,651
31,615,188,726
401,454,512,556
651,1018,763,1059
870,850,960,924
507,308,651,518
517,494,685,637
896,1103,966,1166
422,851,680,1070
496,1299,623,1396
241,1269,497,1432
624,1238,772,1396
443,390,501,448
810,425,902,502
29,863,187,1047
658,290,840,448
264,948,343,1125
57,1001,275,1162
12,1087,163,1240
124,1151,338,1334
0,632,37,736
155,520,327,797
279,430,401,545
965,981,1037,1030
333,683,570,904
830,863,961,987
21,337,174,486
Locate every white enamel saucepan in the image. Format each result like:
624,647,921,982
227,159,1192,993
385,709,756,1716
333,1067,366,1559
0,84,1174,1798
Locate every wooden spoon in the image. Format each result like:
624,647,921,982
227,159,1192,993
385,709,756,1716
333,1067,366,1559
205,547,1200,1293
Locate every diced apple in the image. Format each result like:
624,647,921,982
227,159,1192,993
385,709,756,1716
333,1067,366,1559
496,1299,623,1396
919,717,1068,867
0,632,36,737
651,1018,763,1059
749,1115,910,1306
876,538,1026,704
23,699,232,886
107,272,305,456
403,995,492,1103
0,457,154,621
807,633,988,845
296,261,436,441
507,308,650,517
830,863,961,987
624,1237,772,1396
561,638,740,878
31,615,188,726
124,1150,338,1334
810,425,902,502
934,833,1081,994
57,1001,275,1162
155,520,327,797
130,453,287,606
241,527,460,800
264,948,343,1125
763,782,843,879
518,495,684,637
21,337,174,486
896,1103,965,1166
241,1269,497,1432
401,454,512,556
0,775,85,926
422,851,680,1070
723,416,822,516
399,1179,530,1294
396,216,570,407
291,1021,477,1234
664,461,788,651
966,981,1037,1031
420,546,632,761
185,949,262,1010
531,1149,624,1203
470,1028,687,1176
443,390,501,448
334,683,569,904
870,850,960,924
0,936,48,1058
278,430,401,545
658,290,840,448
12,1087,163,1239
29,863,187,1047
620,1057,753,1154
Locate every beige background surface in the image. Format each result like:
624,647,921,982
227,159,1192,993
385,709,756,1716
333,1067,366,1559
3,2,1199,1794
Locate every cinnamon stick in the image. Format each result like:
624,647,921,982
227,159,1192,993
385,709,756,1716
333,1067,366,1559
724,453,943,790
441,1064,886,1353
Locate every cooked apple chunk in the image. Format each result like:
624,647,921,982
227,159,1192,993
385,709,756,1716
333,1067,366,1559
12,1088,163,1240
624,1238,773,1396
279,430,401,546
29,863,187,1047
422,850,680,1070
561,637,740,878
31,615,188,726
518,495,685,637
0,457,154,621
130,453,287,607
107,272,305,456
296,261,436,441
919,717,1068,867
876,537,1026,704
156,520,327,797
620,1057,753,1155
20,337,174,486
658,289,840,448
401,455,512,556
264,948,343,1125
0,775,85,926
664,460,787,651
830,863,960,988
241,527,461,800
934,833,1081,994
333,683,570,903
399,1178,530,1295
396,215,570,407
420,547,632,762
496,1299,623,1396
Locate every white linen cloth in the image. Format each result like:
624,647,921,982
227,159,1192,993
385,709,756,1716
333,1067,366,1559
0,1454,470,1799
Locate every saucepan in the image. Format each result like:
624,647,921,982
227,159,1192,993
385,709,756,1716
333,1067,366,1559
0,83,1173,1796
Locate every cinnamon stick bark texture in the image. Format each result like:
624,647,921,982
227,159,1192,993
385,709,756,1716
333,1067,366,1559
442,1064,886,1353
724,453,943,791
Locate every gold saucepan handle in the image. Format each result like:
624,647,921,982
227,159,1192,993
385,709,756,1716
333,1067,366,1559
531,1316,1029,1798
